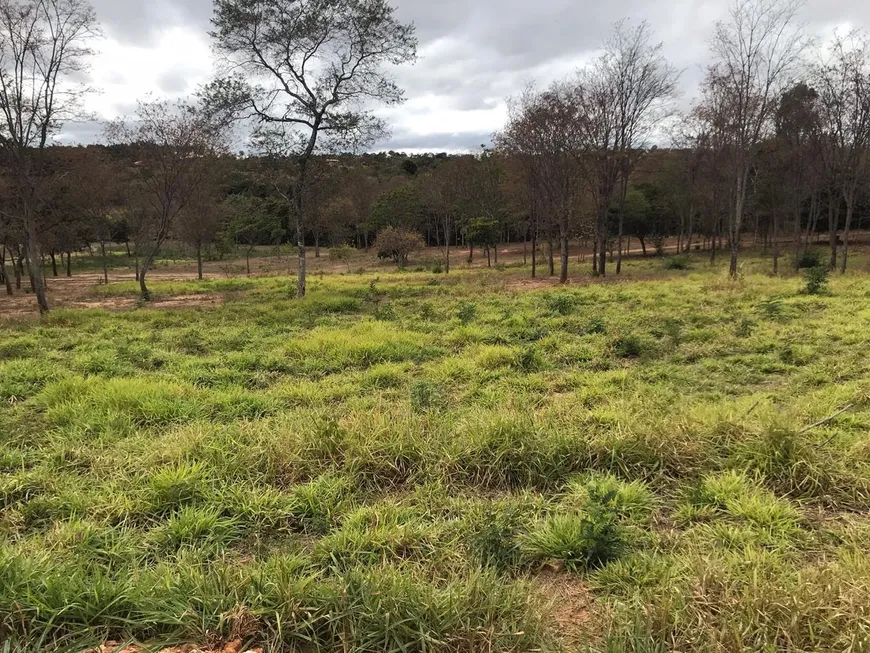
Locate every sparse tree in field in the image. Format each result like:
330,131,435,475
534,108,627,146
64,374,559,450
810,31,870,273
597,20,679,274
773,82,820,271
462,216,500,267
0,0,99,313
70,148,124,284
204,0,417,299
374,226,425,268
107,100,227,299
178,174,229,280
223,194,283,275
701,0,806,277
346,170,380,248
419,161,461,273
497,85,587,283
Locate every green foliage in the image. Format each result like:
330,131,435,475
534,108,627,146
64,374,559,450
547,293,576,316
329,245,355,270
370,186,424,232
462,217,501,248
663,254,691,270
456,300,477,325
795,248,823,269
470,505,528,572
521,490,625,570
804,265,829,295
612,334,650,358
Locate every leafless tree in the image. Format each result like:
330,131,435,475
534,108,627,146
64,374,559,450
600,20,680,274
203,0,417,298
69,147,124,284
0,0,99,313
419,162,460,273
702,0,806,277
497,85,588,283
810,30,870,273
178,171,229,280
106,100,228,299
769,82,820,270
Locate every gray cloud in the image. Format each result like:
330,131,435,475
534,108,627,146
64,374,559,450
373,128,495,153
76,0,870,150
92,0,211,44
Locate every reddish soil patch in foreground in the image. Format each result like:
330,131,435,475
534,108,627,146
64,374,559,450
535,568,600,647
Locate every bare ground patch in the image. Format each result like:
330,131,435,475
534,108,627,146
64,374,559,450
534,568,601,648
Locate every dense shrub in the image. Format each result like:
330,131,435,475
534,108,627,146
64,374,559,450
374,227,426,268
803,265,829,295
795,249,823,269
663,255,691,270
521,490,625,570
457,301,477,325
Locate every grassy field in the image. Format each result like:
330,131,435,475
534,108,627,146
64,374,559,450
2,250,870,652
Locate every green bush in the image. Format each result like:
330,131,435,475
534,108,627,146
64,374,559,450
521,491,624,570
803,265,829,295
664,255,691,270
457,301,477,325
471,506,528,572
612,334,649,358
795,249,823,269
547,293,575,316
513,346,542,373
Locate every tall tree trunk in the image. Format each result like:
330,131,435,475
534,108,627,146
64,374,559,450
139,249,158,300
592,237,599,274
444,215,451,274
772,210,780,275
314,232,320,258
828,190,838,271
50,251,58,277
729,169,749,278
804,191,818,254
196,243,204,280
100,241,109,285
24,212,49,314
597,203,608,277
547,233,555,277
486,246,491,268
559,225,569,284
685,202,695,253
792,190,803,268
0,247,12,296
126,241,131,257
66,252,72,277
531,229,537,279
14,251,22,290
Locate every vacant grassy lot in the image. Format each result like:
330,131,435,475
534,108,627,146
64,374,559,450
2,251,870,652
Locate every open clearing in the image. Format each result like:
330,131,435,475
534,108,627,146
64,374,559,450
2,250,870,652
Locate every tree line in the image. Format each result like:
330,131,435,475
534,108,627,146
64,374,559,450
1,0,870,315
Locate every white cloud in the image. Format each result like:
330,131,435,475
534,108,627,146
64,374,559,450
84,26,212,119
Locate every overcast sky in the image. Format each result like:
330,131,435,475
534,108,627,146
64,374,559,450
65,0,869,152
